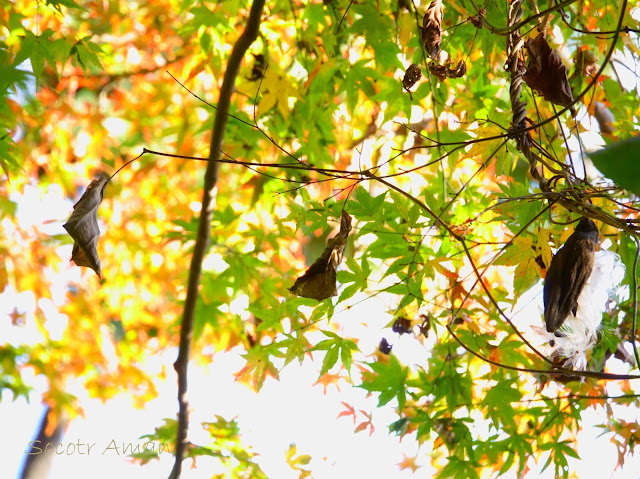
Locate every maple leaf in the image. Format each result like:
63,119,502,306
256,68,299,120
523,33,574,109
314,372,342,394
336,401,356,423
63,174,109,278
421,0,443,59
289,210,352,301
354,410,375,436
234,346,280,391
285,444,312,475
397,454,420,473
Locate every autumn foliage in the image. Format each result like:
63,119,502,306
3,0,640,478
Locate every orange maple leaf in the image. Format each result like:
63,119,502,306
337,402,356,423
314,372,342,394
397,453,420,473
354,410,375,436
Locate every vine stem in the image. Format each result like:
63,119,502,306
169,0,266,477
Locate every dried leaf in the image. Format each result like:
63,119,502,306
449,217,472,236
421,0,443,59
402,64,422,92
454,60,467,77
428,63,447,81
428,60,466,81
63,174,109,278
523,33,574,108
289,210,352,301
392,317,412,335
379,337,392,354
418,314,430,337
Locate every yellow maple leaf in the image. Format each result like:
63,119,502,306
257,68,299,119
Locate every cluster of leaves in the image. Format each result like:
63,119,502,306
132,416,267,478
3,0,640,478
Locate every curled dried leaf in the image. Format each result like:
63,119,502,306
523,33,574,109
289,210,352,301
428,60,466,81
453,60,466,77
63,174,109,278
421,0,443,59
402,64,422,95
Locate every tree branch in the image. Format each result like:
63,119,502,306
447,324,640,380
169,1,266,478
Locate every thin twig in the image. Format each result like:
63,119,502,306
447,325,640,380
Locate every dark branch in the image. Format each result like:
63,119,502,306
447,324,640,380
169,1,266,478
